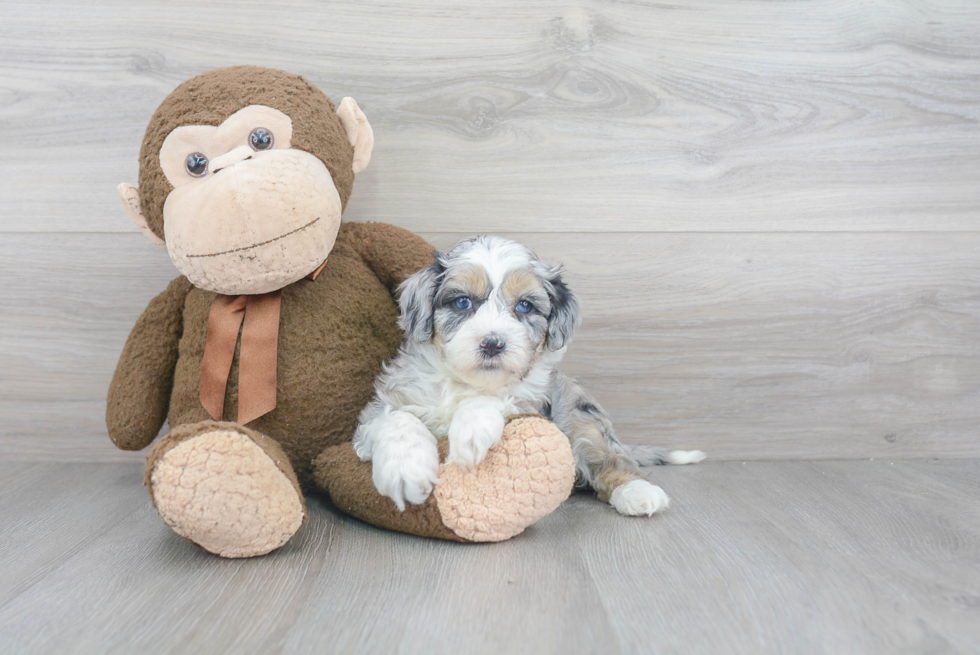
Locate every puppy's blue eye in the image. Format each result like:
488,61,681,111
516,300,533,314
454,297,472,311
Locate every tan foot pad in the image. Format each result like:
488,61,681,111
434,416,577,542
150,429,306,558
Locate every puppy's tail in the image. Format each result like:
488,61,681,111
627,445,706,467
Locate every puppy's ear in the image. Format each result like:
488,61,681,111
397,254,446,342
545,266,581,351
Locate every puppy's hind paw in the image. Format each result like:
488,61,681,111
610,479,670,516
667,450,706,465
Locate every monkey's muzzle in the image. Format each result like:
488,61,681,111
163,150,343,295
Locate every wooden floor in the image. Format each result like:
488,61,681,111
1,459,977,654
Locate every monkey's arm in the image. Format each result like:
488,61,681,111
106,276,193,450
342,222,436,293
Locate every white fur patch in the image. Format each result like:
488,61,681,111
360,410,440,511
666,450,706,465
447,396,508,467
609,479,670,516
457,237,535,287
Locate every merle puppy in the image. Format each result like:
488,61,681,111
354,236,704,514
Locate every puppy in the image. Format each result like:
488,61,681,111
353,236,704,515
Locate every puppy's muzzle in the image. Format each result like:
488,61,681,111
479,334,506,358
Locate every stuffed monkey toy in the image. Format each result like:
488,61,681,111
108,66,575,557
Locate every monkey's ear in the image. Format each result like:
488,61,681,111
117,183,166,249
336,97,374,174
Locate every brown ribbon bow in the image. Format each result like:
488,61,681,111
199,260,327,425
200,291,282,425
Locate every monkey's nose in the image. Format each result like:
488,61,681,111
480,335,506,358
210,145,254,174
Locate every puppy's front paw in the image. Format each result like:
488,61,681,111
370,415,440,511
447,397,506,468
610,479,670,516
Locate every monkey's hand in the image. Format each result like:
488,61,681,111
107,276,192,451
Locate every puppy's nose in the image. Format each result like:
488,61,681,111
480,335,506,358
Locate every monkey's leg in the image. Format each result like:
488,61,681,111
145,420,307,558
314,415,576,542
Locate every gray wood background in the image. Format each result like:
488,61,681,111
1,0,978,462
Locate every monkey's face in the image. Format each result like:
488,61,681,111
159,105,340,295
119,67,374,294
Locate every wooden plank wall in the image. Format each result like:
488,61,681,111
1,0,978,462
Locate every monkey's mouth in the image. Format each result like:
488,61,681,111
185,216,322,259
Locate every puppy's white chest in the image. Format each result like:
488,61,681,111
422,399,459,439
405,388,520,440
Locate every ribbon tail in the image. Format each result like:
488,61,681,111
200,295,248,421
238,290,282,425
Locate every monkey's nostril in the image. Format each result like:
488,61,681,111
217,156,251,171
210,150,255,175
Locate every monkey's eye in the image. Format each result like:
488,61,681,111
454,297,473,311
516,300,533,314
249,127,274,151
185,152,208,177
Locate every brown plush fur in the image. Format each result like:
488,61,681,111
315,438,467,542
108,221,436,487
137,66,355,240
107,275,193,450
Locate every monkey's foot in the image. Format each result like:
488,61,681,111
434,415,577,541
146,421,306,558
